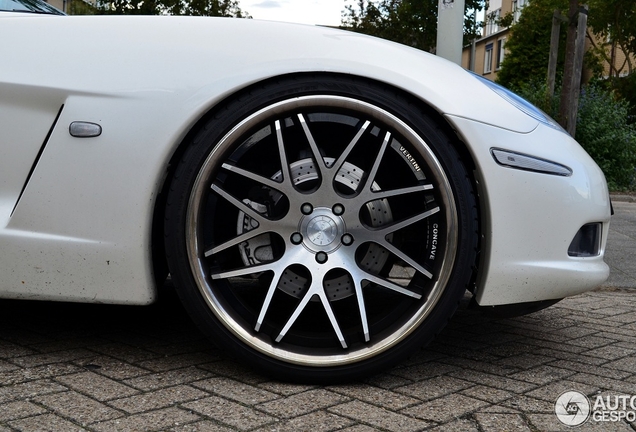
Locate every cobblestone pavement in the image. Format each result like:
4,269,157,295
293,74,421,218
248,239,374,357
605,199,636,289
0,202,635,432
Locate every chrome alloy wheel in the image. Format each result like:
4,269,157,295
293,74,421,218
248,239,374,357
185,95,459,367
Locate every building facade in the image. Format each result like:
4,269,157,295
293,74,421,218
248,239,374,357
462,0,526,81
45,0,95,14
462,0,634,83
45,0,66,11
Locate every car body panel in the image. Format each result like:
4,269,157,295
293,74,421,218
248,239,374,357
0,15,609,305
0,84,63,226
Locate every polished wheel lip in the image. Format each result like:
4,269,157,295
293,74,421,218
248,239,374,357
186,95,458,367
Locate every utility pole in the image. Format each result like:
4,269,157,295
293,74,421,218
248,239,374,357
469,8,477,71
559,1,588,136
436,0,466,65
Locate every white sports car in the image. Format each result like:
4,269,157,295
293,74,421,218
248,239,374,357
1,0,610,381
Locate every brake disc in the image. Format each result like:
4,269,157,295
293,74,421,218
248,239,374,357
237,157,393,301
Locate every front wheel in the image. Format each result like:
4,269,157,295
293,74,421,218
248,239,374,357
165,76,478,382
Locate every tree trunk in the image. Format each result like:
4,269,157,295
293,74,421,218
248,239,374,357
558,0,579,134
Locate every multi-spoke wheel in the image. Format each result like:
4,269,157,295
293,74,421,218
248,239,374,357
165,76,478,382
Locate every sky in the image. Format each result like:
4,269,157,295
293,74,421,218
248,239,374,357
239,0,347,27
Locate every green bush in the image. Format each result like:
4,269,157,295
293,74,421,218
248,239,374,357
514,82,636,190
607,73,636,121
576,86,636,190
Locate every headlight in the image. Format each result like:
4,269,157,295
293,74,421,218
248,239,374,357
472,74,564,133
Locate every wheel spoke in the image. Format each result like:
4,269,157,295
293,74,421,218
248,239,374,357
254,268,284,332
275,290,314,343
362,184,433,202
318,291,347,348
275,278,348,349
275,120,295,190
375,206,440,236
331,120,370,175
204,226,268,257
298,114,328,175
360,131,391,194
357,271,422,299
207,182,279,257
375,240,433,279
211,262,274,280
353,279,370,342
221,163,292,195
210,183,266,223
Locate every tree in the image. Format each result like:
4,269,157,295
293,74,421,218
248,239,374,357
497,0,636,118
496,0,570,90
586,0,636,78
172,0,248,17
503,0,636,188
69,0,98,14
558,0,587,135
94,0,248,16
96,0,161,14
497,0,636,91
341,0,485,53
585,0,636,117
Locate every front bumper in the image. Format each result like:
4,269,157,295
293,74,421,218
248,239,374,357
446,116,611,306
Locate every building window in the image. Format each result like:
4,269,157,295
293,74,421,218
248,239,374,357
513,0,526,23
485,9,501,36
496,38,505,69
484,43,493,73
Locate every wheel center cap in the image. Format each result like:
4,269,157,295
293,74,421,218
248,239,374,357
299,208,345,253
307,216,338,246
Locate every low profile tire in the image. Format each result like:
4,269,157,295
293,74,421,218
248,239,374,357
165,75,478,382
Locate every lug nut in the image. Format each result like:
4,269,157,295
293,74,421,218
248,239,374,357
341,233,354,246
315,252,328,264
301,203,313,215
332,203,345,215
290,232,303,245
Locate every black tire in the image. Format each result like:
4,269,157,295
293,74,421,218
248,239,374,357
164,75,478,383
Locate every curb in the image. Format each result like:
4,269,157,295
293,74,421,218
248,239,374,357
610,194,636,203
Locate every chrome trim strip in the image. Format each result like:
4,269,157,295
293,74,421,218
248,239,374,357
491,148,573,177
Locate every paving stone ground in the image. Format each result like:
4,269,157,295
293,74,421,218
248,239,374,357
0,201,634,432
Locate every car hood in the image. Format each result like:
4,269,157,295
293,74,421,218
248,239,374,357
0,15,538,133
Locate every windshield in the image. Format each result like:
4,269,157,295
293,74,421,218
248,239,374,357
0,0,64,14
